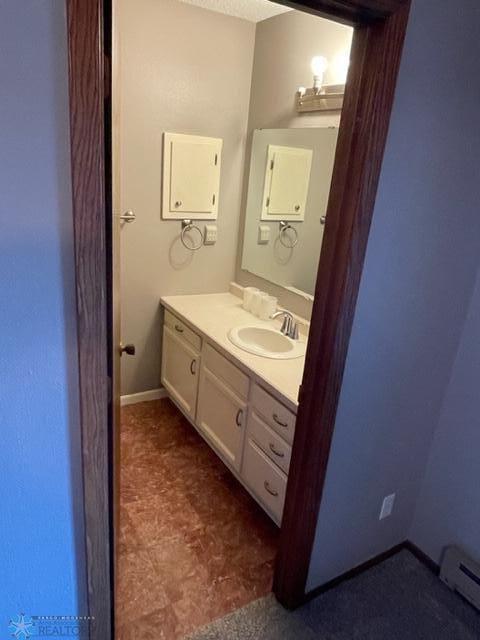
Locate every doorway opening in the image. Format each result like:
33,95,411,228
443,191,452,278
113,1,352,636
66,0,410,637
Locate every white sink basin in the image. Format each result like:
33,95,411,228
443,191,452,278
228,325,306,360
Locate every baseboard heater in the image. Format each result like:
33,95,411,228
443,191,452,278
440,546,480,611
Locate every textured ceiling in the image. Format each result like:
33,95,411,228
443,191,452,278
177,0,291,22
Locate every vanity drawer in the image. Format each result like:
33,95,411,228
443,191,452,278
242,438,287,524
250,383,296,445
203,342,249,400
247,410,291,475
164,309,201,352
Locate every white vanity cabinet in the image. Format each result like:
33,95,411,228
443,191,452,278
161,306,297,525
197,368,247,472
161,312,201,420
240,383,295,523
197,343,249,472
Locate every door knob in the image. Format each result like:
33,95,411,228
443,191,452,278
119,210,136,223
120,343,136,356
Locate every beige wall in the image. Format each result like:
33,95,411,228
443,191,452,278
116,0,255,394
236,11,353,318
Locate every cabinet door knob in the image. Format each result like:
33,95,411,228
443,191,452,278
190,359,196,375
235,409,243,427
175,324,184,333
264,481,278,497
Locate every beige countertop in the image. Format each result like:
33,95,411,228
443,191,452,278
160,291,307,411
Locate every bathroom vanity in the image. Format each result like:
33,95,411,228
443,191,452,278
160,287,308,525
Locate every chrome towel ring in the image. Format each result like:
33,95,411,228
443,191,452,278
278,221,298,248
180,219,203,251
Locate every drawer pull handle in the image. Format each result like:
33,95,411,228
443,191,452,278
190,359,196,375
175,324,184,333
236,409,243,427
272,413,288,428
264,481,278,497
269,443,284,458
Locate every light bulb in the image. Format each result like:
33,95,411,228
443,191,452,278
310,56,328,77
310,56,328,91
332,51,350,84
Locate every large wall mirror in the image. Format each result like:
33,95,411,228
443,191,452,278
241,127,338,298
237,9,352,304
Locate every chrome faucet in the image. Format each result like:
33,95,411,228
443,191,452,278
271,310,299,340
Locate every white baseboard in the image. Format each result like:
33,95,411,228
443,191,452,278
120,388,167,407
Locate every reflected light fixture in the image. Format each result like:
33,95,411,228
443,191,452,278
311,55,328,90
296,53,348,113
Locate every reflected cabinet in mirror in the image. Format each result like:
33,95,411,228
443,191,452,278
241,127,338,298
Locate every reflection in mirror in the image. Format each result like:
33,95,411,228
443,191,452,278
241,127,338,298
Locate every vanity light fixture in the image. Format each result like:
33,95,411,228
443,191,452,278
296,54,348,113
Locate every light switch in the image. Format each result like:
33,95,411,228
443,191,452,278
258,224,270,245
204,224,217,245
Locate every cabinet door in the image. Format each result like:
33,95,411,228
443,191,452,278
161,325,200,420
261,145,312,221
197,366,246,472
162,132,222,220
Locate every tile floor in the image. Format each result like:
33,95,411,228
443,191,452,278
116,398,279,639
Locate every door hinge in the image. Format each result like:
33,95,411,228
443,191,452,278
212,194,216,205
214,153,218,165
270,160,274,170
266,197,270,207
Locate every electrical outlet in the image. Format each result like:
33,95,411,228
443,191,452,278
379,493,395,520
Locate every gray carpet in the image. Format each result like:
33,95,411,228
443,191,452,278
186,550,480,639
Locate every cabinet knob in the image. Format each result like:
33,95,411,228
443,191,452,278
235,409,243,427
190,359,196,375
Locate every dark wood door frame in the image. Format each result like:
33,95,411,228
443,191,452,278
66,0,410,636
274,0,411,607
66,1,111,638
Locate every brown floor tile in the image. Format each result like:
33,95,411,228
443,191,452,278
116,549,170,621
117,398,279,639
116,606,179,640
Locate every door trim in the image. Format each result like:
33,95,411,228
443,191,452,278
273,0,411,607
66,0,411,635
66,1,112,638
